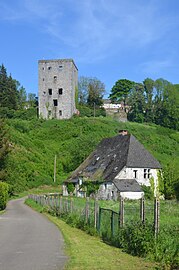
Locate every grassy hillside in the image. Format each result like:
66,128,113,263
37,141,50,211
5,117,179,192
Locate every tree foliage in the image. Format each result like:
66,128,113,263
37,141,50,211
78,76,105,107
0,181,9,210
109,79,134,106
0,64,25,110
110,76,179,130
0,119,9,181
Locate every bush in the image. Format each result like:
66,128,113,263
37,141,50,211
0,181,9,210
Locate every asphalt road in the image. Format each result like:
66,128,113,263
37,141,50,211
0,198,67,270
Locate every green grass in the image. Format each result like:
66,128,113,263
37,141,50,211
25,198,157,270
5,117,179,193
10,185,62,199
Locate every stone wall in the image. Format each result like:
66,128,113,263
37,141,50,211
38,59,78,119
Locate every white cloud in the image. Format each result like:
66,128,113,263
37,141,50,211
0,0,179,63
140,59,173,75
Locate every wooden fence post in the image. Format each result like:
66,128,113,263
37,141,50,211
94,198,99,229
154,197,160,237
140,197,145,223
111,211,114,237
85,197,90,224
65,197,68,213
97,207,102,233
70,196,73,213
119,196,124,228
59,196,63,215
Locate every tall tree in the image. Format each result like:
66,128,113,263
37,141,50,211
128,83,145,122
143,78,154,122
0,64,8,108
28,93,37,107
0,64,26,111
78,76,105,107
87,78,105,106
109,79,134,107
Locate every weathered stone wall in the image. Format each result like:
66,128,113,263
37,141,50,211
38,59,78,119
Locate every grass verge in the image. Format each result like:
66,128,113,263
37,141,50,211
25,198,158,270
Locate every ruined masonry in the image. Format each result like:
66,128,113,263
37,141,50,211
38,59,78,119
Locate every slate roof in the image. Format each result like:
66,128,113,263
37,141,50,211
113,179,142,192
67,134,161,182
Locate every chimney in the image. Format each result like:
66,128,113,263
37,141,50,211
119,130,128,136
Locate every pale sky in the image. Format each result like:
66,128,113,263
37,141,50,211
0,0,179,97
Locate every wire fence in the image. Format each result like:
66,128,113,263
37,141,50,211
28,194,160,236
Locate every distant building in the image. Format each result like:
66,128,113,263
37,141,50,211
102,99,128,122
38,59,78,119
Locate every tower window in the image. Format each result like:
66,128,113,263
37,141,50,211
54,76,57,82
59,65,63,70
48,89,52,95
58,88,63,95
53,99,58,106
48,66,52,70
43,78,45,81
59,110,62,116
42,67,45,70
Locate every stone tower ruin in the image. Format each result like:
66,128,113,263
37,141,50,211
38,59,78,119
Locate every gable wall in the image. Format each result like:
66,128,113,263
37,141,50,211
115,167,159,194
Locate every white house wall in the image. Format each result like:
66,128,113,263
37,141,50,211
120,191,144,200
115,167,158,185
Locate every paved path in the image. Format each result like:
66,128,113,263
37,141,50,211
0,198,67,270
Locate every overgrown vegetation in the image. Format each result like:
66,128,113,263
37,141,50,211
27,195,179,269
26,198,157,270
4,117,179,200
0,181,9,210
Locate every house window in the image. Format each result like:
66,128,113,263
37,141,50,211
48,66,52,70
133,170,138,178
53,99,58,106
48,88,52,95
104,183,107,190
58,88,63,95
59,110,62,116
144,169,151,179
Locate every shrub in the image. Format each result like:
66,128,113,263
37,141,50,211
0,181,9,210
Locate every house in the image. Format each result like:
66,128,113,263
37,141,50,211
63,130,162,200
